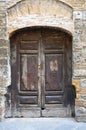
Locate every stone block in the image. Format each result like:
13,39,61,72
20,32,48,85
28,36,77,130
73,52,83,63
75,99,86,107
7,0,73,19
73,69,86,77
80,30,86,42
75,116,86,122
73,30,81,43
73,11,82,20
74,20,82,29
80,88,86,94
0,48,8,57
0,59,7,65
0,13,6,17
72,79,80,98
0,1,5,6
0,65,10,78
0,18,6,26
82,11,86,20
0,39,8,47
0,28,6,39
82,21,86,28
75,98,86,122
80,95,86,101
75,106,86,115
80,79,86,88
0,96,5,120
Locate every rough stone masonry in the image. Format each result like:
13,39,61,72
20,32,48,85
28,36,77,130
0,0,86,122
0,0,10,120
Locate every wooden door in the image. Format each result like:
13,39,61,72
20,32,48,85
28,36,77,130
41,30,66,117
10,28,72,117
11,30,42,117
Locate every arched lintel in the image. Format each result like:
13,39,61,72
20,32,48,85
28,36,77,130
8,0,73,11
58,0,73,10
10,26,73,39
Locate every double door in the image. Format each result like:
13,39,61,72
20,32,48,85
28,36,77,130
11,29,72,117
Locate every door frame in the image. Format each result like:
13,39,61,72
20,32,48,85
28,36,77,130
5,27,72,118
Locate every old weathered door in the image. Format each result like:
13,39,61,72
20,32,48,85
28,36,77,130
10,28,72,117
41,30,66,117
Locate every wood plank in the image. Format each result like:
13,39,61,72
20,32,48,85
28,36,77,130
20,40,38,50
44,50,64,54
19,91,38,96
45,91,64,96
45,96,63,104
42,108,67,117
19,50,38,54
19,96,38,104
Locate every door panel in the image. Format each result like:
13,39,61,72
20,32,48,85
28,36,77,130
45,54,63,91
45,96,63,104
44,54,64,105
18,54,38,106
20,41,38,50
19,96,38,104
20,54,38,91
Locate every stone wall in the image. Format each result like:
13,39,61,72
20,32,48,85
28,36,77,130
0,0,86,121
73,10,86,122
0,0,10,120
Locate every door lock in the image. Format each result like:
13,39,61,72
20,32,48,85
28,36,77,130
38,64,41,69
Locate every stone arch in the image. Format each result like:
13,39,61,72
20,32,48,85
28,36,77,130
7,0,73,11
7,0,73,20
8,16,73,37
9,18,74,37
10,25,73,38
7,0,74,36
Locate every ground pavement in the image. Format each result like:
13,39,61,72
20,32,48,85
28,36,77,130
0,118,86,130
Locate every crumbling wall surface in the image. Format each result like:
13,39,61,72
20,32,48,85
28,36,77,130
0,0,11,120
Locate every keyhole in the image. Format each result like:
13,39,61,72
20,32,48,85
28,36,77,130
41,108,45,110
